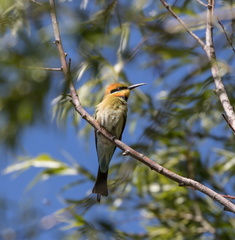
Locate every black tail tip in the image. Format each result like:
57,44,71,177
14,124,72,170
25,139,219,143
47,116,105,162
92,189,108,202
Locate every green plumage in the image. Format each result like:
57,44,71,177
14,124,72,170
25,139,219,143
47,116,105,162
92,82,146,202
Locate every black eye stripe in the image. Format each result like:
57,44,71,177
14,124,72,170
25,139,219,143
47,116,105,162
110,86,127,94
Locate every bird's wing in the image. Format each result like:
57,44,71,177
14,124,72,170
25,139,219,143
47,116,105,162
94,110,98,152
119,112,127,141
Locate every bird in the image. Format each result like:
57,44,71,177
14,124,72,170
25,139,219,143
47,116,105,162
92,82,146,202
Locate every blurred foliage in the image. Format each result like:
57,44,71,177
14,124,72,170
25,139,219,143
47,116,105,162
2,0,235,239
0,196,52,240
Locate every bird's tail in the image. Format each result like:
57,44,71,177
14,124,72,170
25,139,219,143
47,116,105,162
92,167,108,202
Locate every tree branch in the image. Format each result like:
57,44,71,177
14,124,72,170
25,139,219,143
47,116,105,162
48,0,235,213
205,0,235,132
160,0,235,133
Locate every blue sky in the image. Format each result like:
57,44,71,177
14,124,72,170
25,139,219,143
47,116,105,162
1,1,235,239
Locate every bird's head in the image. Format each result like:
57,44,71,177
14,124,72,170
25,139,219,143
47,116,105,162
104,82,146,101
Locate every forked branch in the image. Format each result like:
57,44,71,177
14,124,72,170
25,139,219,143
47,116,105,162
160,0,235,132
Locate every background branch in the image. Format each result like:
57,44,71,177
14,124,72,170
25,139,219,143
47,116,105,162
206,1,235,132
217,18,235,53
21,66,62,71
195,0,207,7
160,0,235,134
222,113,235,133
30,0,42,5
159,0,206,48
48,0,235,213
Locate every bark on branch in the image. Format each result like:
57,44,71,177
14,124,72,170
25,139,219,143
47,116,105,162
48,0,235,213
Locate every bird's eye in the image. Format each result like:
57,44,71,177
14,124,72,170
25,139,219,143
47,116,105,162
110,86,127,94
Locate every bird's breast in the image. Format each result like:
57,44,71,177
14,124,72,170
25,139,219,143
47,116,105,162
95,98,127,136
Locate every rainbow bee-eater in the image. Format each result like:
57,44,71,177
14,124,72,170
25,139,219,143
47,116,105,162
92,82,146,202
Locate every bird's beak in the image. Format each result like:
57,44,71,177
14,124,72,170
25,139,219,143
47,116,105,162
128,83,147,90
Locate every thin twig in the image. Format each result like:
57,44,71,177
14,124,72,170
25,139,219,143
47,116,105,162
124,35,149,63
217,18,235,53
49,0,68,77
159,0,206,49
21,66,62,71
195,0,207,7
49,0,235,213
222,113,235,133
221,194,235,199
30,0,42,5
